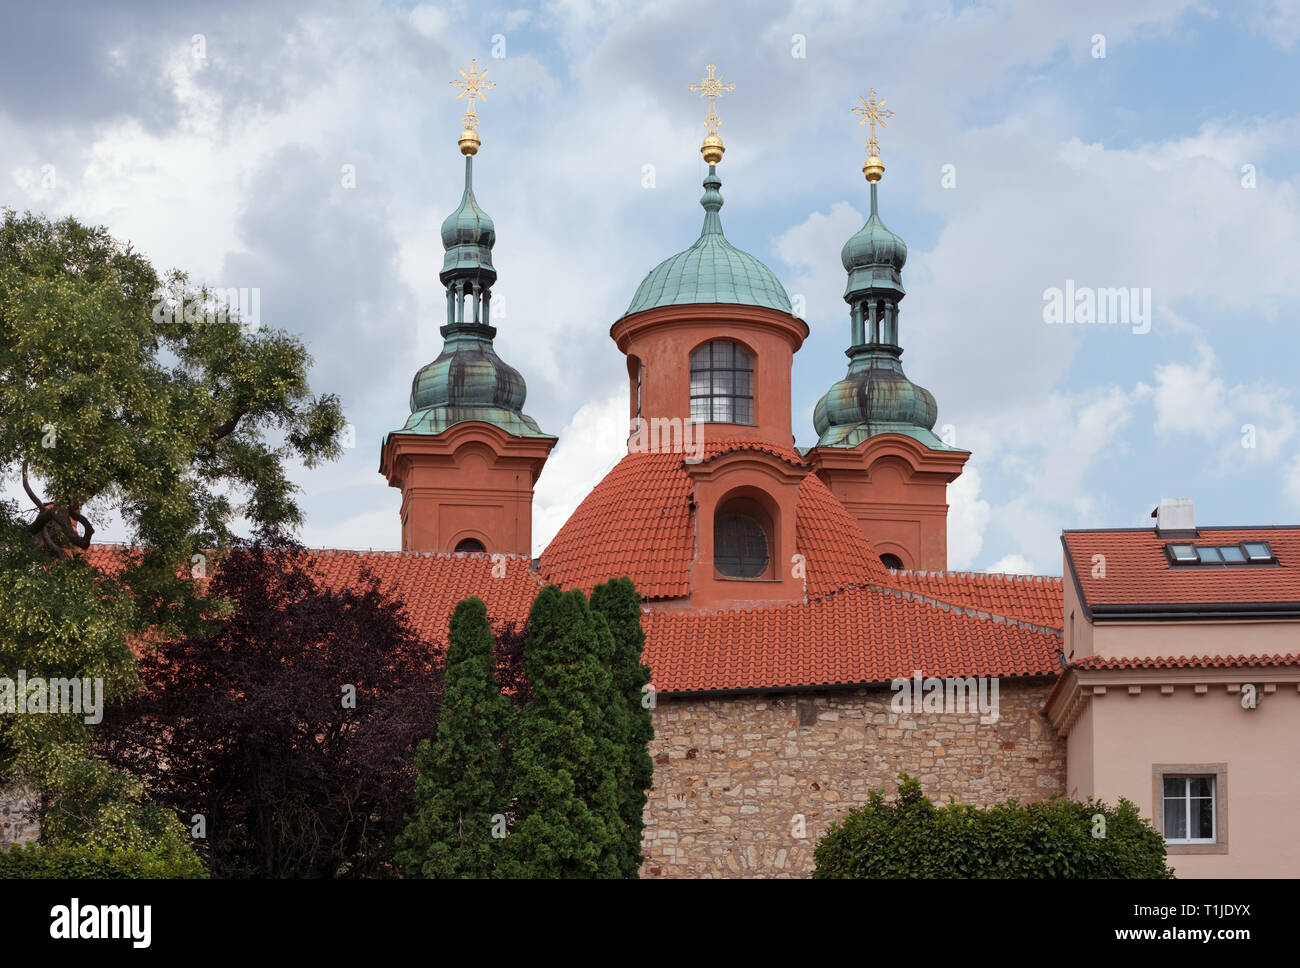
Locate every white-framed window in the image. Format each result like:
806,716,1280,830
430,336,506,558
1153,763,1227,854
1162,775,1215,844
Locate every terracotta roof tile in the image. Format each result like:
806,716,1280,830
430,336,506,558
643,585,1060,694
797,474,889,595
1063,527,1300,610
84,545,544,647
1071,653,1300,671
880,570,1064,629
83,537,1062,695
539,440,888,598
539,452,696,598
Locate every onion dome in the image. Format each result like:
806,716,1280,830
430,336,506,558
622,166,792,317
394,153,550,440
439,157,496,282
841,182,907,299
813,355,939,447
813,177,956,452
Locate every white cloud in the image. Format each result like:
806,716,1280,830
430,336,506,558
532,391,628,556
1153,344,1232,438
946,464,990,570
985,553,1036,575
1285,454,1300,506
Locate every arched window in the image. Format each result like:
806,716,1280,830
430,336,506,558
880,553,903,570
714,511,770,578
690,340,753,424
455,538,486,553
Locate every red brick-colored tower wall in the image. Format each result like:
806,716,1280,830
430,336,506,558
611,303,812,608
808,434,967,571
379,423,554,555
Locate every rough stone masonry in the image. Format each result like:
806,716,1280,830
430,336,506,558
640,678,1065,878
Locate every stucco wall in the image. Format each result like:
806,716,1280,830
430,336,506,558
641,678,1065,878
1074,677,1300,878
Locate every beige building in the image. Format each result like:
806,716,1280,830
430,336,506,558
1050,499,1300,877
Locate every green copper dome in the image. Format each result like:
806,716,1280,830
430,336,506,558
400,328,547,436
393,156,551,441
814,179,962,453
622,167,792,317
440,158,496,281
841,181,906,299
813,354,942,448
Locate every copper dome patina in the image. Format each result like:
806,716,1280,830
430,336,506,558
439,159,496,282
622,167,792,318
813,355,940,447
840,186,907,300
396,155,551,440
814,180,961,452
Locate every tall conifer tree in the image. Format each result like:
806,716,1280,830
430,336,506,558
397,597,513,878
591,577,655,877
503,586,622,877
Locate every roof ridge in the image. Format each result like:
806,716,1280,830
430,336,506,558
888,567,1063,584
870,582,1063,637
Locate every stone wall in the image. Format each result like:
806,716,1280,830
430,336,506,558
640,678,1065,878
0,786,37,847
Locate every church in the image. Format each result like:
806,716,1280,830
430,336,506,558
361,63,1300,878
11,63,1293,879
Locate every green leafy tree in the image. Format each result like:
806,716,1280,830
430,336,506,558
502,586,622,878
0,209,344,852
397,597,515,878
590,577,654,877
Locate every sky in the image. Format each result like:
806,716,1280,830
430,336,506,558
3,0,1299,576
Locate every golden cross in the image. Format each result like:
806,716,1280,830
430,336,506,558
853,89,894,157
450,59,496,130
689,62,735,136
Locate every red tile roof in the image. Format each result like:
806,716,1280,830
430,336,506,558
539,451,696,598
641,584,1061,694
83,538,1062,694
697,437,809,466
538,439,888,599
1063,526,1300,614
881,570,1064,629
1071,653,1300,671
83,545,545,648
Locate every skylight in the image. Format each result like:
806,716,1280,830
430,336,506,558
1165,541,1277,566
1243,542,1275,563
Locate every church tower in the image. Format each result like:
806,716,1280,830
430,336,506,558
380,60,555,554
807,92,967,571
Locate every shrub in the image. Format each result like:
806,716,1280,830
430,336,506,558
0,841,208,879
813,774,1175,879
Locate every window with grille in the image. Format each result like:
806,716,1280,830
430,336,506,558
690,341,754,424
714,512,770,578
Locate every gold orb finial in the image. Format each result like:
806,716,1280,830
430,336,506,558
690,62,735,164
450,59,496,156
852,89,894,182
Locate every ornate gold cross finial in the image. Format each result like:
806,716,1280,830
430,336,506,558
689,62,735,164
853,89,894,182
450,59,497,155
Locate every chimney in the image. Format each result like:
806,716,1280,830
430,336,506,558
1152,497,1196,535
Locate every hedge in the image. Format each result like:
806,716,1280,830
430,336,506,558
0,842,208,879
813,774,1174,879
